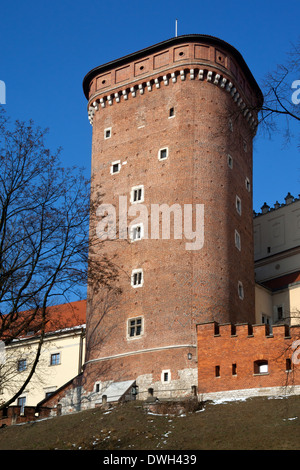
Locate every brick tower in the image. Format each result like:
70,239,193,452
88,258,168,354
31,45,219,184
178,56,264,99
82,35,263,399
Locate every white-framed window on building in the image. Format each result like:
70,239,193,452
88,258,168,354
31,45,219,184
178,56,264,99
110,160,121,175
131,269,143,288
130,223,143,242
245,177,251,192
128,317,143,338
158,147,168,161
161,369,171,383
238,281,244,300
235,230,241,251
17,396,26,415
236,195,242,215
130,185,144,204
94,382,101,393
104,127,112,139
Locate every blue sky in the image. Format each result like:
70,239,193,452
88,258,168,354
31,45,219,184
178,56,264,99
1,0,299,213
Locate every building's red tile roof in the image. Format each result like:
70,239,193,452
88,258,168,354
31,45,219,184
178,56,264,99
1,300,86,342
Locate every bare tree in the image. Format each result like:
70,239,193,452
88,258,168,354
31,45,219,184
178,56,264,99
259,38,300,146
0,109,118,409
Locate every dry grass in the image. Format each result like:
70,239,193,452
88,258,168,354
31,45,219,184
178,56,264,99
0,395,299,451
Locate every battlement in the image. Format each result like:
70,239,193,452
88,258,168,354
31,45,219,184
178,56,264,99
197,321,292,338
197,320,300,396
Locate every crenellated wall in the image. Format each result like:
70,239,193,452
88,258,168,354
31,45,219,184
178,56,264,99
197,321,300,398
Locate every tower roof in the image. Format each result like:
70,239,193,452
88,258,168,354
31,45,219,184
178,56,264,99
82,34,263,106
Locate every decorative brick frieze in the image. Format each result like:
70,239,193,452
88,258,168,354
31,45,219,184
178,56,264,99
87,67,258,131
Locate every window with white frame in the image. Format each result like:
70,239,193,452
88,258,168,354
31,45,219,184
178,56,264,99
130,185,144,204
131,269,143,288
235,230,241,251
238,281,244,300
158,147,168,161
17,396,26,415
161,369,171,383
110,161,121,174
130,223,143,242
104,127,112,139
245,177,251,192
236,195,242,215
128,317,143,338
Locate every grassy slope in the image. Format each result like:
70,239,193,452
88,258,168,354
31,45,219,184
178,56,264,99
0,396,299,451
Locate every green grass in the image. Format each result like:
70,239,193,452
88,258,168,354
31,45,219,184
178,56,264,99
0,395,299,451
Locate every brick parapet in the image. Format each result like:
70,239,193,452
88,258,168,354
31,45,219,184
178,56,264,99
84,36,262,130
197,322,300,395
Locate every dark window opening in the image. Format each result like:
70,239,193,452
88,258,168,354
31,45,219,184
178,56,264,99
215,365,220,377
254,360,268,374
286,358,292,371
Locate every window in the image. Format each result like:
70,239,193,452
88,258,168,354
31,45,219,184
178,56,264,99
232,363,237,375
276,305,284,321
158,147,168,161
95,382,101,393
110,161,121,174
238,281,244,300
161,369,171,383
50,353,60,366
130,223,143,242
131,269,143,288
128,317,143,338
236,196,241,215
215,365,220,377
245,177,251,192
262,314,272,332
169,107,175,118
235,230,241,251
286,358,292,372
104,127,111,139
254,360,268,375
130,185,144,204
17,396,26,415
17,359,27,372
227,154,233,169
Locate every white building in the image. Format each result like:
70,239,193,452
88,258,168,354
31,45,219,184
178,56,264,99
254,193,300,326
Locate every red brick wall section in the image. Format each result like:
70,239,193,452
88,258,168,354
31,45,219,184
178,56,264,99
197,322,300,394
0,406,51,426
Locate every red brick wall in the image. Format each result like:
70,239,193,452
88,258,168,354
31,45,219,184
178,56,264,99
197,322,300,394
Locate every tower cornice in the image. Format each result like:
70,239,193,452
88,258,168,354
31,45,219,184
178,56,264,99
83,34,263,107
